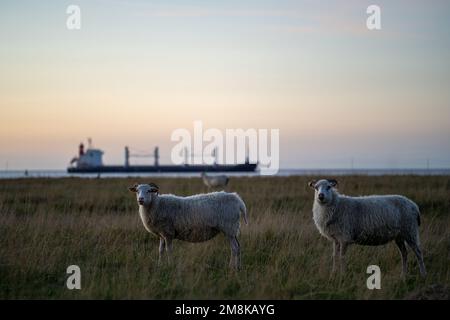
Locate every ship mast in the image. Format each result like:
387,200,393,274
125,146,160,167
125,146,130,167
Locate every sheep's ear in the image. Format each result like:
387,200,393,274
328,179,338,187
128,183,138,193
308,180,316,189
148,182,159,194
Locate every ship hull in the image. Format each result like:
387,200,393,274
67,163,257,173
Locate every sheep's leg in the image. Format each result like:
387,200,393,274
229,236,241,270
406,239,426,277
332,241,340,274
339,242,348,274
165,237,173,264
228,243,235,269
234,237,241,270
158,237,165,266
394,238,408,277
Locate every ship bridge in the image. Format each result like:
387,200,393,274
70,141,104,168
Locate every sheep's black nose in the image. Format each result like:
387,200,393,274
318,193,324,200
138,197,144,202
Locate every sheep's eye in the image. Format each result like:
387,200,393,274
147,190,151,193
327,186,331,190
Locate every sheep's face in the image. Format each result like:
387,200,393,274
308,179,338,205
128,183,159,206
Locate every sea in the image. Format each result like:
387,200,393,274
1,168,450,179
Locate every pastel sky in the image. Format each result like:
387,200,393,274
1,0,450,170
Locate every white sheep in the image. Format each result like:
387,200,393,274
308,179,426,277
201,172,229,189
128,183,248,269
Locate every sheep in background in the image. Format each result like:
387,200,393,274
308,179,426,277
128,183,248,269
201,172,229,189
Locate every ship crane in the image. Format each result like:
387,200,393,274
125,146,159,167
181,148,249,165
182,147,220,165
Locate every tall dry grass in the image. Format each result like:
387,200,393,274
0,176,449,299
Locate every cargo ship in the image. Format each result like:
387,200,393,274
67,140,257,173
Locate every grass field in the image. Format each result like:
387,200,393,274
0,175,449,299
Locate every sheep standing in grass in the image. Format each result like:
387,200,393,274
308,179,426,277
201,172,229,189
128,183,247,269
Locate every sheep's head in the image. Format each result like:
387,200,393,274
128,183,159,206
308,179,338,205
